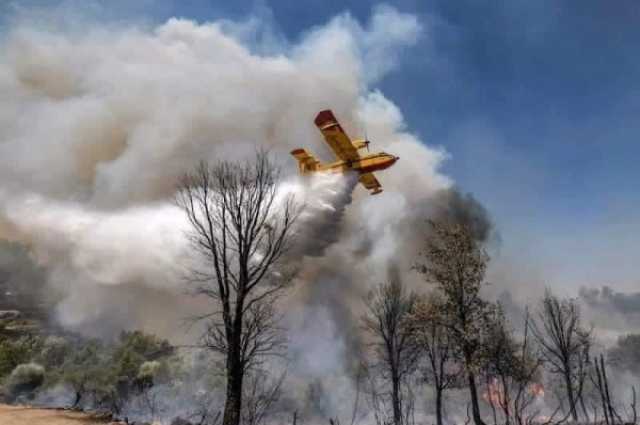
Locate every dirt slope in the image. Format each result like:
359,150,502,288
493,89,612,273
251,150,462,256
0,404,124,425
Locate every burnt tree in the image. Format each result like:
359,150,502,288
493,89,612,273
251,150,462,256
407,293,463,425
481,308,544,425
530,289,592,423
415,220,495,425
176,152,297,425
362,280,419,425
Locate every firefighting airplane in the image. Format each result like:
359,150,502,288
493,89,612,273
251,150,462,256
290,110,399,195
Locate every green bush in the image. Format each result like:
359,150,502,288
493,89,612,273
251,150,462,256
0,329,178,413
138,360,172,386
116,330,173,360
56,331,175,410
36,336,71,369
111,331,173,388
59,339,109,407
6,363,45,399
0,335,42,380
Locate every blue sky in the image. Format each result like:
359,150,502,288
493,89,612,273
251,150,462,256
2,0,639,292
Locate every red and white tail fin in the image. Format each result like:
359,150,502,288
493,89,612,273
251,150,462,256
290,148,320,174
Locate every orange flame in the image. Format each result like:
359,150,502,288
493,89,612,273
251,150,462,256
483,380,545,408
529,383,545,398
482,378,507,408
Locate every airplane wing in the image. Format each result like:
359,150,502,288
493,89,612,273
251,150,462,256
358,172,383,195
314,110,360,161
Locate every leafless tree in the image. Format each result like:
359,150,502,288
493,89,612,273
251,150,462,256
350,366,366,425
406,293,464,425
481,308,544,425
187,390,223,425
592,354,621,425
136,385,166,422
588,353,640,425
530,289,592,422
241,369,286,425
415,220,495,425
176,152,298,425
361,280,419,425
511,311,545,425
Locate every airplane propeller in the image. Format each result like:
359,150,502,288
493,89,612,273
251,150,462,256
364,128,370,152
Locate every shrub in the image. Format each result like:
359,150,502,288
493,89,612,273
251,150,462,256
0,335,41,379
116,331,173,361
111,331,173,391
60,339,108,407
6,363,45,399
138,360,172,387
36,336,71,369
139,360,161,378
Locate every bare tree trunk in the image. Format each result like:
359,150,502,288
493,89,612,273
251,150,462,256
435,387,444,425
72,391,82,408
563,371,578,422
223,352,243,425
601,355,622,425
579,395,590,424
391,369,402,425
631,386,637,425
595,358,611,425
468,372,487,425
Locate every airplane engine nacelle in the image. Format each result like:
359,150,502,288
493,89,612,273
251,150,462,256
352,139,370,150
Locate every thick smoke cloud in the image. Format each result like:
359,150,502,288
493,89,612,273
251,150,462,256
581,286,640,316
0,4,447,334
0,4,461,419
580,285,640,334
0,241,48,314
428,188,493,243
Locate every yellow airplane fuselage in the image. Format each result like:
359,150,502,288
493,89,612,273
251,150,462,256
308,152,399,175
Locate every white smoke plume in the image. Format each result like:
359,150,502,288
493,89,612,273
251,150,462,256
0,3,448,331
0,3,457,420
